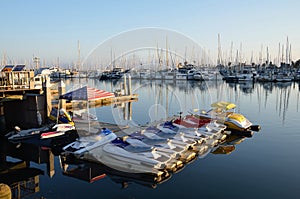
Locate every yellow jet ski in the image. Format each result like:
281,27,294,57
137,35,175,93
193,101,260,133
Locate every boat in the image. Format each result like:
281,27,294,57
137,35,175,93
128,131,188,153
127,130,198,162
62,128,117,157
172,115,227,138
6,126,48,142
49,108,75,126
40,124,75,139
148,123,213,159
172,115,211,128
6,124,75,142
102,137,182,172
146,125,200,148
123,136,181,160
162,119,225,147
193,101,260,135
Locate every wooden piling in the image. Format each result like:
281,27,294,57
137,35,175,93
58,80,66,110
43,76,52,117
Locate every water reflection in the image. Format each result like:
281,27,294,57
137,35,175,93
60,155,167,189
0,128,253,196
256,81,298,125
1,79,299,198
56,78,299,129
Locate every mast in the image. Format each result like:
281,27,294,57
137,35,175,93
281,44,284,64
165,36,169,67
217,33,222,66
278,43,281,66
239,42,242,67
286,36,289,64
77,40,81,71
57,57,60,68
230,41,233,64
259,44,263,65
266,46,269,64
289,44,292,64
2,51,7,66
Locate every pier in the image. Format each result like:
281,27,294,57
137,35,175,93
0,71,138,134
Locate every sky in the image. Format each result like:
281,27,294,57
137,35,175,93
0,0,299,67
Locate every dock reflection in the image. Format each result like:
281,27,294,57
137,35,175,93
0,139,44,199
60,154,168,189
1,130,254,193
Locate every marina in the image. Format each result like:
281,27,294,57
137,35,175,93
1,1,300,198
0,74,299,198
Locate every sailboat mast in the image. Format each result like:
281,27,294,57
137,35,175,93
165,36,169,67
230,41,233,64
278,43,281,66
281,44,284,64
289,44,292,64
217,33,222,65
266,46,269,64
286,36,289,64
77,40,81,71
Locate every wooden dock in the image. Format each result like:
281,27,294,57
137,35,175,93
51,93,138,111
0,70,139,132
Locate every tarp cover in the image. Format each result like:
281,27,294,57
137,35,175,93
59,86,115,101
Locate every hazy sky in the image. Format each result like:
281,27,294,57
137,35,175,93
1,0,299,66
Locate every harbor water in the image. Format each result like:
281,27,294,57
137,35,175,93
1,79,300,199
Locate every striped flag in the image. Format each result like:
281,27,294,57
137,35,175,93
59,86,115,101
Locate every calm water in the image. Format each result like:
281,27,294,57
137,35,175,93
1,79,300,199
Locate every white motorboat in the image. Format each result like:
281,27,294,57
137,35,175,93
83,137,170,174
62,128,117,157
129,131,188,153
128,130,198,163
6,123,75,142
123,136,180,159
164,119,226,146
147,125,199,147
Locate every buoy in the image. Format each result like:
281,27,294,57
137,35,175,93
250,125,261,132
0,183,11,199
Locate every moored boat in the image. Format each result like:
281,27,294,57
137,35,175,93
6,124,75,142
62,128,117,157
193,101,260,135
